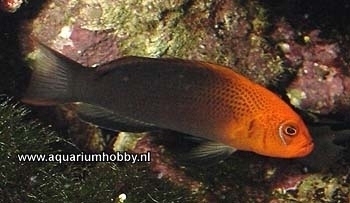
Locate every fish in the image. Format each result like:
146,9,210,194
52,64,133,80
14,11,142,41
22,42,314,160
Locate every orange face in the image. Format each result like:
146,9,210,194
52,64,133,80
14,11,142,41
234,112,314,158
214,71,315,158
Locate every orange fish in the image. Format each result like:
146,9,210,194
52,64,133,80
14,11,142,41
22,42,313,160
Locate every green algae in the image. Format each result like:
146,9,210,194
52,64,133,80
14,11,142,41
287,88,307,109
273,174,350,202
0,98,196,203
29,0,285,88
97,0,206,58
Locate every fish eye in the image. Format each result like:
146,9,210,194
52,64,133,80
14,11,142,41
278,122,298,145
283,125,298,136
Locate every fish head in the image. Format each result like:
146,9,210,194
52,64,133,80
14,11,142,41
244,112,314,158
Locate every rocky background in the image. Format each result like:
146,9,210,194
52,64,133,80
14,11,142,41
1,0,350,202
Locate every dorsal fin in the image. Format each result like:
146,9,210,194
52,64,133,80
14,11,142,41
96,56,144,75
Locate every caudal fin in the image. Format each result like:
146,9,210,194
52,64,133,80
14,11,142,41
22,42,83,105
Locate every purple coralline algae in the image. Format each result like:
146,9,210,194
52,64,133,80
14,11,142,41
272,20,350,114
0,0,23,13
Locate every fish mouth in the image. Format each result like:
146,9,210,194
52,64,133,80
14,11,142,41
297,142,314,157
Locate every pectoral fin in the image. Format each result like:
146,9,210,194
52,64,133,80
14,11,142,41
76,103,157,132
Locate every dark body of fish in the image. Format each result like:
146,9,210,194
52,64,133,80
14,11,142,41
23,44,235,142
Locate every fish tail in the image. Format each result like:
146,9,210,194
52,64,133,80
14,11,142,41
21,42,83,105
